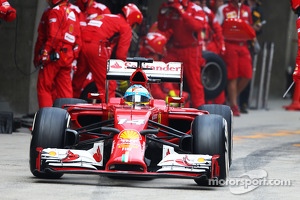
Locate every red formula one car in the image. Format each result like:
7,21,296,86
29,57,232,186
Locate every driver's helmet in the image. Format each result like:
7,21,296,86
124,84,151,105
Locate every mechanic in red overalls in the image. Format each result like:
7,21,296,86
216,0,254,116
35,0,81,108
77,3,143,99
139,31,191,107
0,0,16,22
34,3,84,102
157,0,206,108
193,0,226,105
286,0,300,110
72,0,111,98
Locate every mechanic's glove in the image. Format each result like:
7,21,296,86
293,65,300,82
38,50,50,66
169,3,185,15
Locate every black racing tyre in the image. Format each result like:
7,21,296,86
53,98,87,108
29,107,70,179
198,104,233,166
202,51,227,100
192,114,229,186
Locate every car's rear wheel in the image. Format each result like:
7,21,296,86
29,107,70,179
198,104,233,166
192,114,229,186
202,51,227,100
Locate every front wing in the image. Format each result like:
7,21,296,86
35,145,220,180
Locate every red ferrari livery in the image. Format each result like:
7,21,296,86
29,57,232,186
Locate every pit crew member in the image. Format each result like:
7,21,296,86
74,3,143,99
216,0,254,116
72,0,111,98
157,0,207,108
35,0,81,108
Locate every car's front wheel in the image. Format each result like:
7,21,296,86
29,107,70,179
198,104,233,166
192,114,229,186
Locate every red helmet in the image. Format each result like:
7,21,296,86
122,3,143,26
145,32,167,56
291,0,300,11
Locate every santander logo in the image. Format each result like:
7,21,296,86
110,60,181,72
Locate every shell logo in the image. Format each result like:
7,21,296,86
49,151,57,156
197,157,205,163
118,130,140,140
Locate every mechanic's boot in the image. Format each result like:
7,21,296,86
240,103,249,114
284,81,300,110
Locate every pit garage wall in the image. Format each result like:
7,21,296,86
0,0,296,115
0,0,38,115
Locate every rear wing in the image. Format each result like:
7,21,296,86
105,58,183,103
106,59,183,83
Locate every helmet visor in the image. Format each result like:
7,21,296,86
124,94,150,103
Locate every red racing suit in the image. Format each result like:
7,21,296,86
216,3,253,80
158,2,206,108
72,1,111,98
0,0,16,22
76,14,132,99
36,2,81,108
